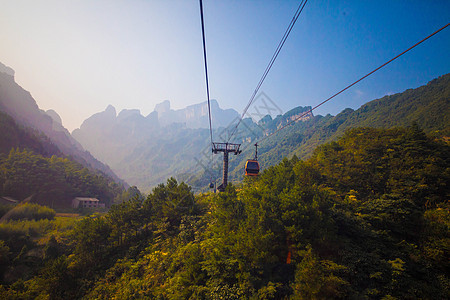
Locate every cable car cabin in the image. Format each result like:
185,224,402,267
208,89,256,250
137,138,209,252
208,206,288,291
245,159,260,176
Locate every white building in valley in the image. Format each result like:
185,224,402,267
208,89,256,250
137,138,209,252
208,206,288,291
72,197,105,209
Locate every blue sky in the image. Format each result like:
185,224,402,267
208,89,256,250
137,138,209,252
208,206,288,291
0,0,449,131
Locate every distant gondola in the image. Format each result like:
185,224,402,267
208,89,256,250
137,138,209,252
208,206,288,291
245,143,260,176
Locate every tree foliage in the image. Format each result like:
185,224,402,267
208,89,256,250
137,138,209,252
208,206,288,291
0,127,448,299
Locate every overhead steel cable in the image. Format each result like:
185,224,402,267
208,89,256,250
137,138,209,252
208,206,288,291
199,0,214,148
227,0,308,142
256,22,450,144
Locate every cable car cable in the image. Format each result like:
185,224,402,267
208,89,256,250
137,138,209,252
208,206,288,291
255,22,450,145
227,0,308,143
241,0,308,120
199,0,214,147
199,0,216,186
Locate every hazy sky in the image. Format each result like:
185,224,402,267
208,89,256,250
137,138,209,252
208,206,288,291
1,0,449,131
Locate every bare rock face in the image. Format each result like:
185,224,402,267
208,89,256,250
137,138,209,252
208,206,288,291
154,99,239,128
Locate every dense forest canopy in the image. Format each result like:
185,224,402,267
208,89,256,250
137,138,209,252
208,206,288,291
0,126,448,299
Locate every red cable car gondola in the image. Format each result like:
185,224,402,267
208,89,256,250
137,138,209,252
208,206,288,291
245,143,260,176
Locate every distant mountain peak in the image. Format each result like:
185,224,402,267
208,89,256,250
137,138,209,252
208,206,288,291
0,62,15,77
105,104,117,116
45,109,62,125
154,100,170,114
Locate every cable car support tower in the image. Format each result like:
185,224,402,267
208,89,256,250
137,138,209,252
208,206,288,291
213,143,241,192
199,0,241,192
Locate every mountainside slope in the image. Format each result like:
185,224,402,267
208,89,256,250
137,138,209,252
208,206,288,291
291,73,450,159
0,109,126,207
0,62,123,184
335,74,450,136
0,110,61,156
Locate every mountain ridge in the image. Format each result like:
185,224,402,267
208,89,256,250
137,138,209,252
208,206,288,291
73,99,239,134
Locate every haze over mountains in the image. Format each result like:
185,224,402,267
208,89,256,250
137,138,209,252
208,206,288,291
1,60,448,193
0,62,122,184
72,98,240,161
70,99,242,188
72,99,316,191
71,73,449,192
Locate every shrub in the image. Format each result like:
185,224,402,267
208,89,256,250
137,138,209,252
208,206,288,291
4,203,55,221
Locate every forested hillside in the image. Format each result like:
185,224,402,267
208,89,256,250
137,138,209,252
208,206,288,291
0,110,125,208
223,73,450,185
1,126,447,299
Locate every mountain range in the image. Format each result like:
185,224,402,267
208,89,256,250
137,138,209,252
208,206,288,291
1,60,448,193
71,98,317,191
70,74,449,192
71,99,239,166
